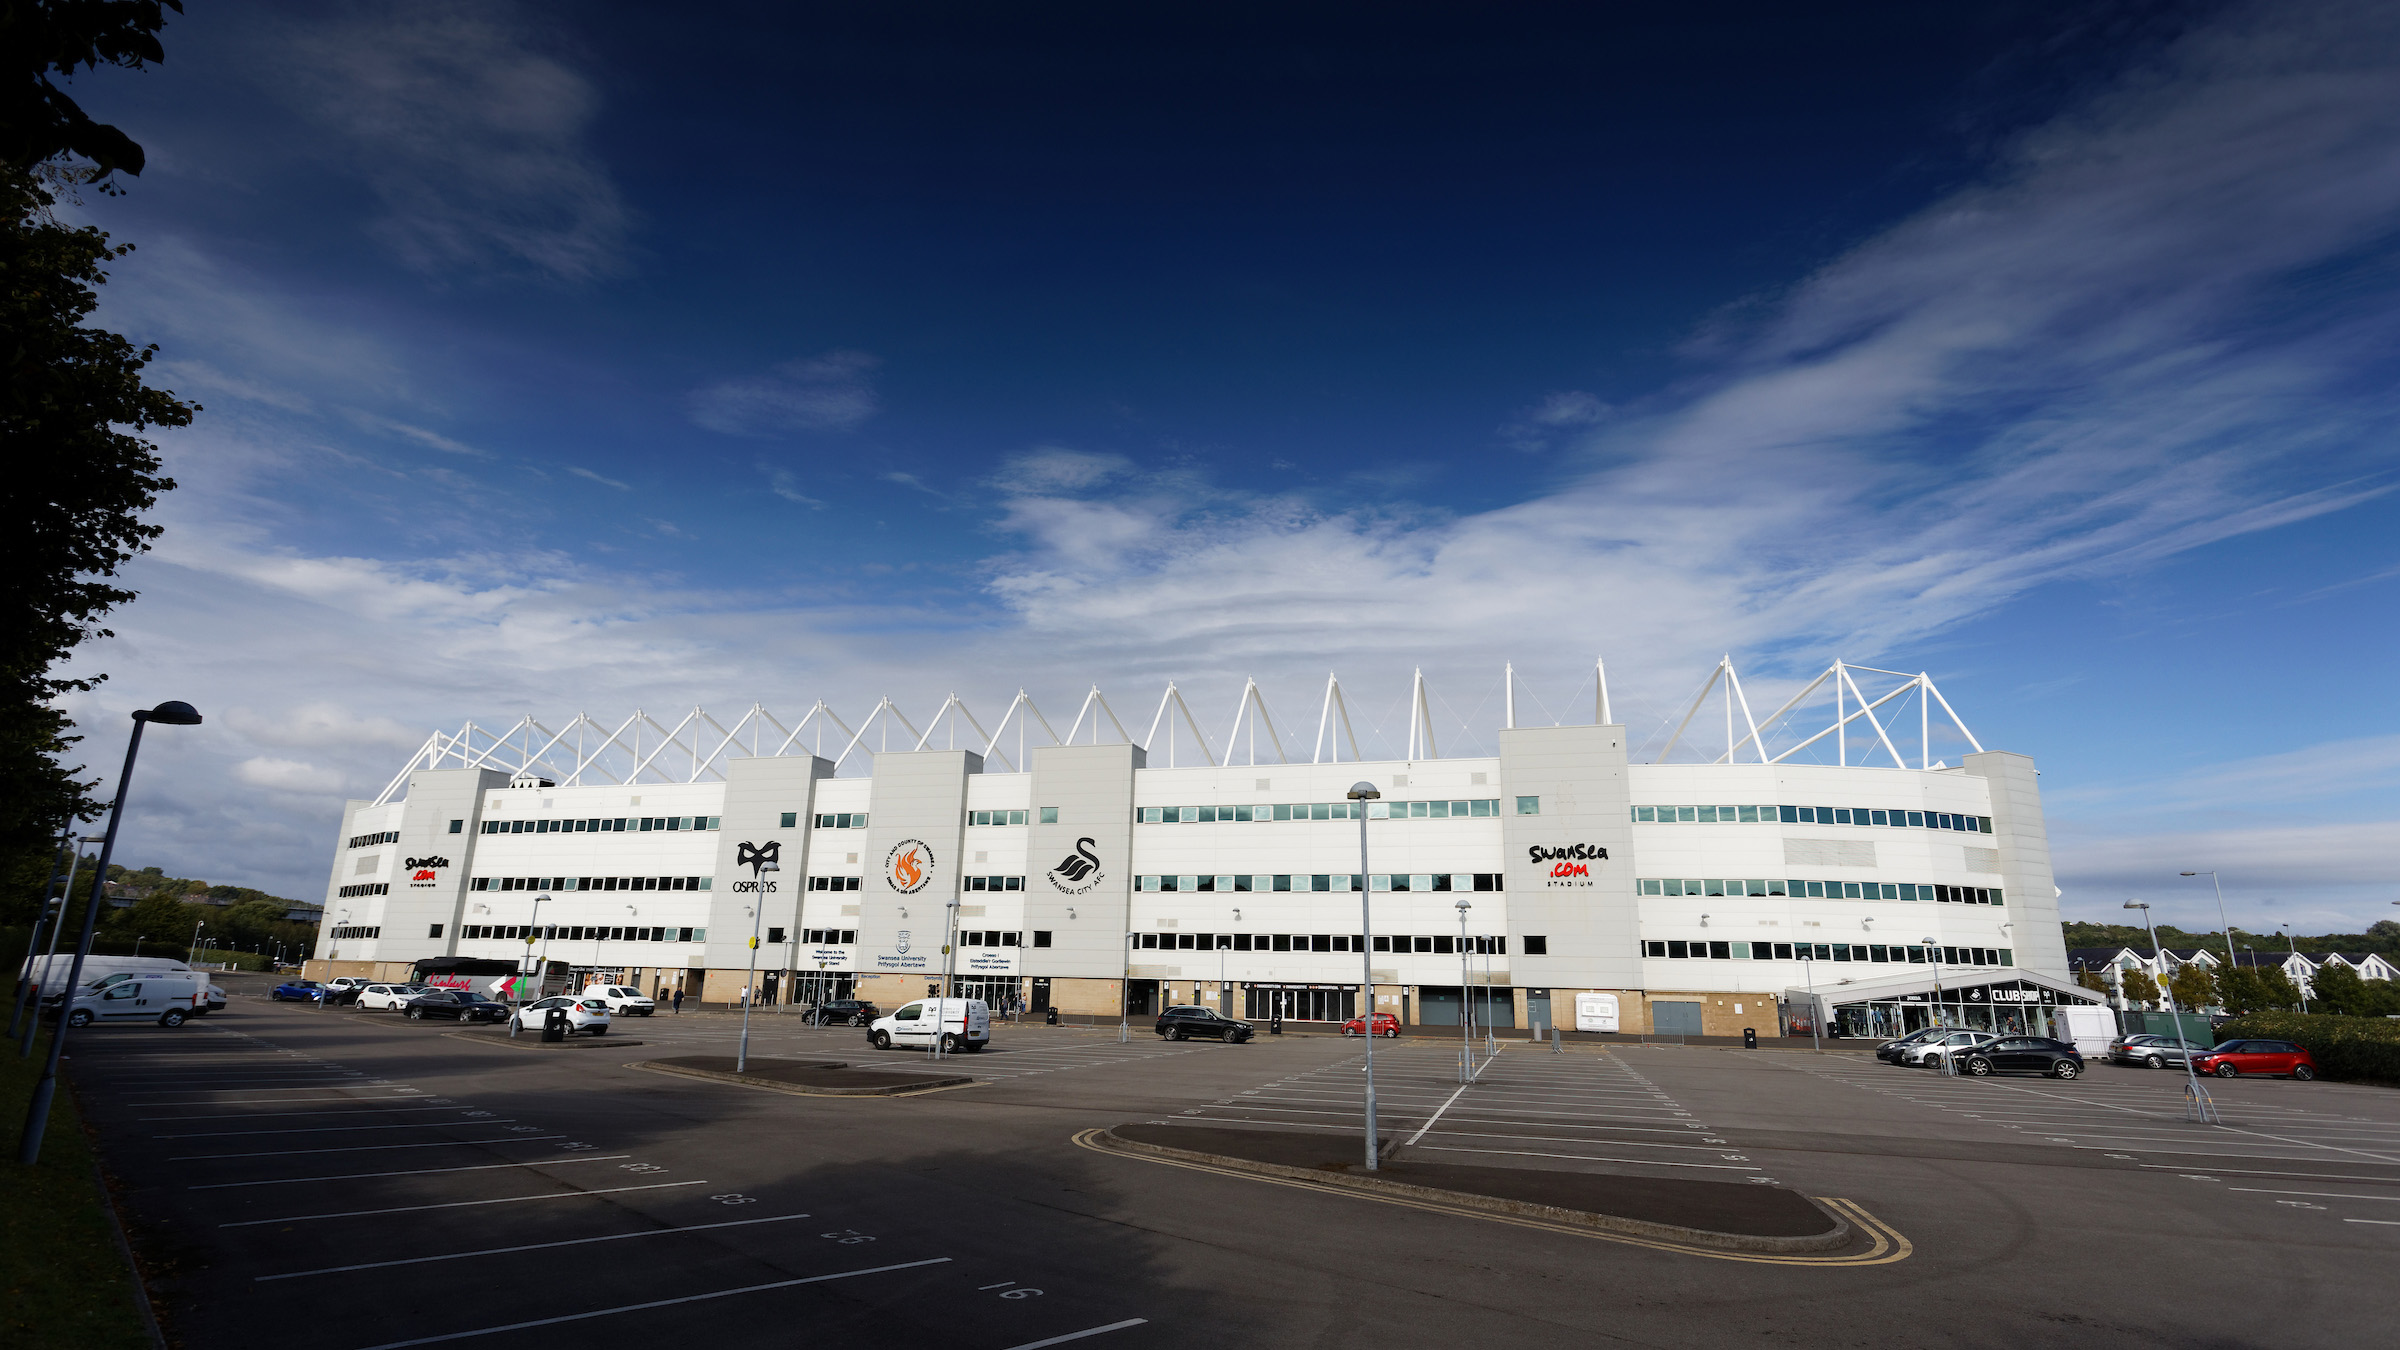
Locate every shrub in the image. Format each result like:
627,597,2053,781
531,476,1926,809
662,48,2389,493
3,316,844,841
2213,1012,2400,1084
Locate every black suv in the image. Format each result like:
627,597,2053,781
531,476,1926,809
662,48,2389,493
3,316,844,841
1961,1036,2085,1079
1155,1005,1254,1043
401,989,509,1023
807,999,880,1027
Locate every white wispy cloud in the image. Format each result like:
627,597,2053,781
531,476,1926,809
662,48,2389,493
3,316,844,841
691,351,881,436
272,1,631,281
568,466,630,490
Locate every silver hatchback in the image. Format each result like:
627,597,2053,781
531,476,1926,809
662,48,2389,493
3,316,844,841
2110,1034,2205,1069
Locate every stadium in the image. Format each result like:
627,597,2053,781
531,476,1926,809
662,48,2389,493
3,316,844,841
309,657,2092,1039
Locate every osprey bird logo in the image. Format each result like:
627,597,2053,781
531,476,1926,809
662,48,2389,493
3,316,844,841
1046,837,1105,895
737,840,781,878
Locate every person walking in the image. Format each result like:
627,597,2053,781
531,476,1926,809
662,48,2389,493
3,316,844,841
672,987,683,1014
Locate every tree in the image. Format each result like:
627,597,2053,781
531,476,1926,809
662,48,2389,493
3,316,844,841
2119,968,2159,1009
0,5,195,922
2252,967,2302,1013
2215,967,2263,1015
2074,968,2109,996
2167,964,2216,1012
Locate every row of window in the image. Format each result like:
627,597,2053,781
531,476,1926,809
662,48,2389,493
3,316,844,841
1642,879,2004,904
347,830,399,849
328,925,381,939
806,812,869,829
1138,798,1531,824
460,924,706,942
1635,804,1994,833
1135,873,1508,893
969,808,1061,826
1136,932,1521,954
807,876,863,892
959,930,1023,947
471,876,713,892
802,928,858,944
1645,939,2013,965
964,876,1023,891
481,816,720,836
336,883,388,899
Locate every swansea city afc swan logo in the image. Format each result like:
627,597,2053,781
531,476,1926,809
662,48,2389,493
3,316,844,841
885,839,933,894
1046,836,1105,895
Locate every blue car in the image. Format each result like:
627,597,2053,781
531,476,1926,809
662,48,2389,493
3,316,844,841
270,979,326,1002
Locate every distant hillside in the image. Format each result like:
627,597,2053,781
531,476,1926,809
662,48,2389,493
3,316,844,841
2063,920,2400,959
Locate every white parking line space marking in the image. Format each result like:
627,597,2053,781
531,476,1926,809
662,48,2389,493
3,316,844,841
172,1135,567,1161
1001,1318,1151,1349
220,1178,709,1226
193,1155,634,1190
256,1213,814,1281
157,1119,520,1138
352,1257,954,1349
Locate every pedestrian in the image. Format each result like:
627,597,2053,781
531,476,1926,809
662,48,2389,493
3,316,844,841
672,987,683,1014
739,985,750,1008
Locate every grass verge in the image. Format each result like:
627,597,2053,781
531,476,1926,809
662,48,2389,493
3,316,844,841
0,1019,155,1349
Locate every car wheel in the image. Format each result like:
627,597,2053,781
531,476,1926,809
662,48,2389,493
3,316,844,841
2292,1064,2315,1081
870,1030,890,1049
160,1010,187,1027
67,1010,92,1028
1921,1055,1940,1070
1383,1028,1398,1038
1964,1056,1993,1077
2050,1060,2079,1079
407,1008,424,1020
2215,1062,2240,1078
2145,1054,2165,1069
1169,1027,1186,1041
940,1033,962,1054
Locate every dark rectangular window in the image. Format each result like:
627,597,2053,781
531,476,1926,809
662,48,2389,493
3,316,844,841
1523,935,1547,955
1774,942,1794,959
1667,940,1688,958
1433,935,1454,955
1272,935,1291,951
1709,941,1730,960
428,924,444,938
1311,935,1332,952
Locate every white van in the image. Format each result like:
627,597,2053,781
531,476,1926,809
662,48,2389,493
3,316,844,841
27,954,194,991
868,997,990,1053
63,972,208,1028
576,984,656,1016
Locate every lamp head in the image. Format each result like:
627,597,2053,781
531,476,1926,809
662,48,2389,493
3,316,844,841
136,700,203,726
1346,781,1381,801
1455,897,1470,913
2122,900,2147,911
2180,871,2198,877
758,860,779,873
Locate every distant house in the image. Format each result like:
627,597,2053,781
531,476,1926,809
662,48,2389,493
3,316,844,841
282,901,325,924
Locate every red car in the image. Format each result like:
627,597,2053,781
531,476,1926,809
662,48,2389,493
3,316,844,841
2189,1039,2317,1080
1341,1012,1400,1038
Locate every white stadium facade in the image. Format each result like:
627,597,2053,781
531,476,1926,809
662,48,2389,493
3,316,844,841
308,658,2096,1039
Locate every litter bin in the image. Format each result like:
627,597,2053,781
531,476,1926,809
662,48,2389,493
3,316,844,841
541,1006,567,1042
1270,1010,1283,1036
1044,1007,1060,1026
1742,1026,1758,1050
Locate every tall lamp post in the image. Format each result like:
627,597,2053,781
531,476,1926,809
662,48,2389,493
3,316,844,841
20,700,202,1165
2126,900,2209,1105
737,861,776,1072
2179,871,2239,970
1798,945,1820,1052
10,833,85,1047
1348,781,1383,1172
2278,924,2308,1013
190,920,206,966
1454,897,1474,1082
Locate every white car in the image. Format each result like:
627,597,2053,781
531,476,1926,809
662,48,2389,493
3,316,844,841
510,996,612,1036
356,983,427,1011
867,997,989,1053
576,984,656,1016
324,976,375,1004
1903,1030,1996,1069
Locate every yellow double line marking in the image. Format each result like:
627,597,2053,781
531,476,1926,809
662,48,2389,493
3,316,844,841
1071,1130,1911,1266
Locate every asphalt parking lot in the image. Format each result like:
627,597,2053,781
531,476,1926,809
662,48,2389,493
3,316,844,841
60,988,2400,1349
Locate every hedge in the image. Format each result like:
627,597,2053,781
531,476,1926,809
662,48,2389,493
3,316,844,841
2213,1012,2400,1084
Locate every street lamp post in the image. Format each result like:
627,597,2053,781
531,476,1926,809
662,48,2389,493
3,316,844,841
1348,781,1383,1172
2277,924,2308,1013
132,936,145,959
1454,897,1473,1083
2180,872,2239,970
737,862,776,1072
1922,936,1949,1072
8,833,76,1044
2127,900,2211,1113
1222,908,1238,1017
20,700,202,1165
1799,946,1820,1052
190,920,206,967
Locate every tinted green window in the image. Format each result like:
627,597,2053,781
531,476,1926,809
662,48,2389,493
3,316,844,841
1516,796,1540,815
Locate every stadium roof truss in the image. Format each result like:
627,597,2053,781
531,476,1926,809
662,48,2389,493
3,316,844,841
369,655,1979,805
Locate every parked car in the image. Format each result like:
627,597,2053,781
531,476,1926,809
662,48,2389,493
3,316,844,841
806,999,880,1027
2110,1034,2206,1069
200,984,227,1015
576,985,656,1016
355,983,428,1011
1157,1005,1255,1043
1903,1031,1995,1069
321,976,373,1006
510,996,613,1036
269,979,326,1002
867,997,990,1053
2190,1039,2318,1080
62,973,207,1028
1340,1012,1401,1038
1961,1036,2085,1079
400,989,509,1023
1875,1027,1957,1064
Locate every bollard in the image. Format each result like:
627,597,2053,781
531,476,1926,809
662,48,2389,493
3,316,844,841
1743,1026,1758,1050
1552,1026,1562,1054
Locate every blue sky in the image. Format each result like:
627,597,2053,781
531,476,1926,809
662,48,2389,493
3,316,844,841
50,1,2400,934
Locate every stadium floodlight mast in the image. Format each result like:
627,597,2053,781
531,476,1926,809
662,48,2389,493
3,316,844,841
2125,901,2207,1100
21,700,203,1167
2179,872,2239,969
738,861,775,1072
1348,780,1383,1172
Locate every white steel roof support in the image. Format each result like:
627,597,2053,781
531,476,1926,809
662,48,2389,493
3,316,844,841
772,701,855,760
1596,655,1612,726
1655,661,1725,764
982,691,1063,772
1142,683,1218,769
1767,677,1917,765
1504,663,1515,730
914,695,996,755
1221,678,1290,766
1403,667,1439,762
1064,687,1134,747
1839,666,1907,770
1920,675,1984,757
1312,673,1362,764
1713,659,1767,764
834,698,923,771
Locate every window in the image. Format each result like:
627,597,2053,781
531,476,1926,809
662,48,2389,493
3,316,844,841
428,924,444,938
347,829,401,849
963,876,1024,891
1032,931,1052,948
448,819,463,834
336,883,388,898
807,876,862,891
781,812,797,827
1523,935,1548,955
1516,796,1540,815
969,809,1030,826
814,812,868,829
1040,806,1059,824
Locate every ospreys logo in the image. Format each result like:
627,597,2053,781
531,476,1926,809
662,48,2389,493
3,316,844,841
885,839,933,894
737,840,781,877
1046,837,1105,895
